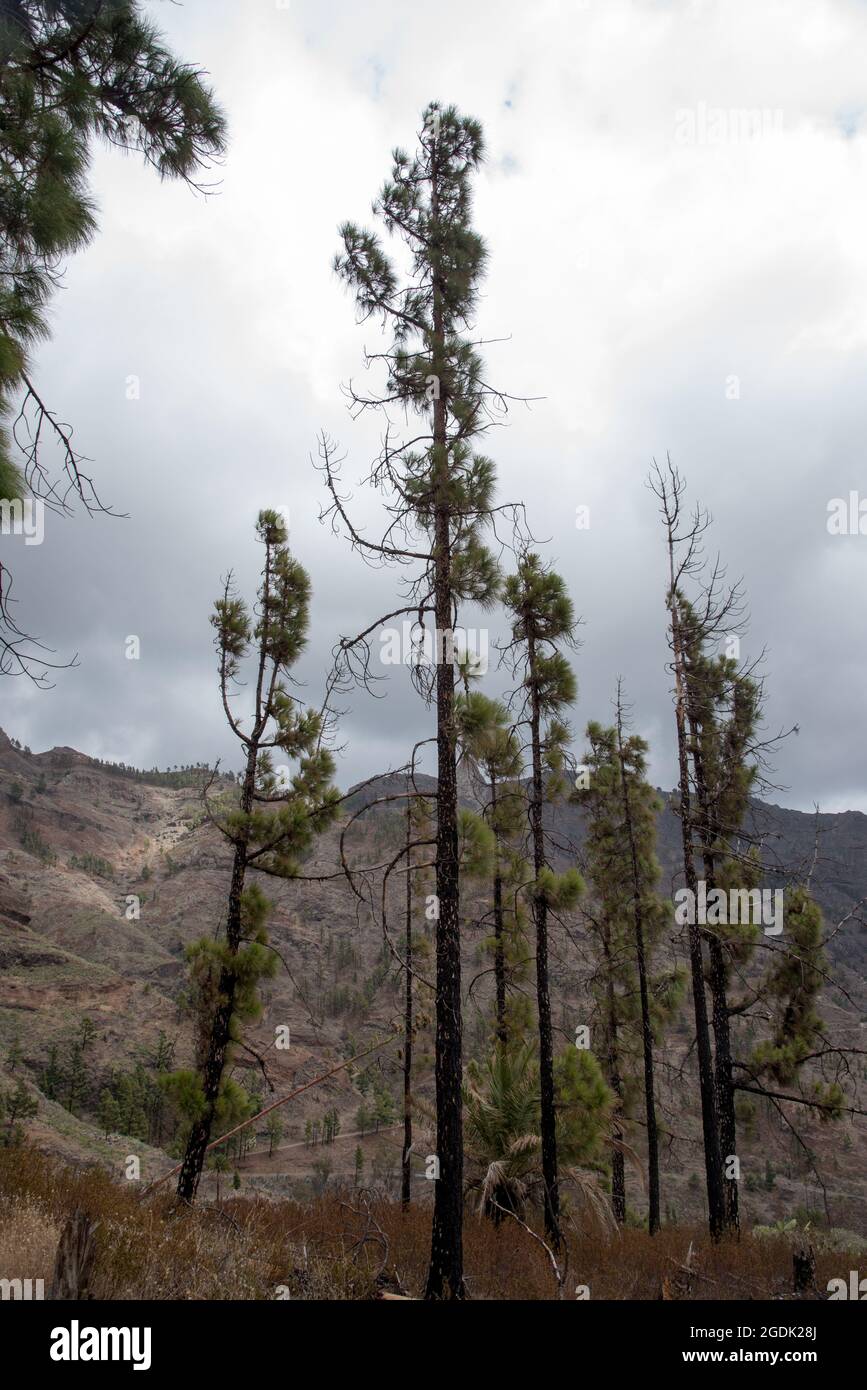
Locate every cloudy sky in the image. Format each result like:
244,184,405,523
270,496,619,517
6,0,867,811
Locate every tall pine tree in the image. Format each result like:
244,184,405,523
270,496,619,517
503,552,583,1247
577,701,680,1232
323,102,522,1299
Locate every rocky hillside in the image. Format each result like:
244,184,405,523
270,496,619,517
0,730,864,1233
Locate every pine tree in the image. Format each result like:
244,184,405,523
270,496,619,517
175,510,339,1203
456,691,525,1043
98,1088,119,1139
578,728,631,1224
752,887,834,1093
0,1,225,679
63,1039,88,1114
266,1112,283,1157
211,1152,228,1204
39,1043,61,1100
400,782,434,1209
651,461,726,1238
503,552,584,1247
577,705,680,1232
649,459,846,1235
1,1076,37,1144
324,102,520,1300
678,600,762,1233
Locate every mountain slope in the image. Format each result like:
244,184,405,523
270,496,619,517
0,730,864,1232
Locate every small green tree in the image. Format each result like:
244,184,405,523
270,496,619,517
39,1043,61,1100
175,511,339,1202
210,1152,228,1203
752,887,835,1095
63,1040,88,1114
97,1088,120,1139
456,692,526,1044
1,1077,37,1143
373,1086,396,1132
266,1112,283,1157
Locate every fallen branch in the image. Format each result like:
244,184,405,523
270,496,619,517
142,1029,399,1196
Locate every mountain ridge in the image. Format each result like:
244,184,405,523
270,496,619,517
0,728,864,1231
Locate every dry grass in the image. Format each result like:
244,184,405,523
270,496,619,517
0,1193,59,1287
0,1146,846,1300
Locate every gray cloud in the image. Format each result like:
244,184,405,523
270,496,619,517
6,0,867,811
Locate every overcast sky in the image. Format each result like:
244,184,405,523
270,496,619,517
5,0,867,812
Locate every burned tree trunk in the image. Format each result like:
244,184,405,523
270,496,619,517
490,776,507,1044
616,706,661,1235
527,629,561,1248
402,784,414,1211
51,1210,99,1300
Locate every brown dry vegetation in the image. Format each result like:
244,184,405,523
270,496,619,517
0,1147,846,1301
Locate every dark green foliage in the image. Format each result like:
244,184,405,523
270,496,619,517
69,851,114,878
0,1075,38,1145
502,551,583,1247
175,511,338,1202
456,691,528,1043
577,715,682,1229
752,886,842,1115
15,812,56,862
463,1041,610,1223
